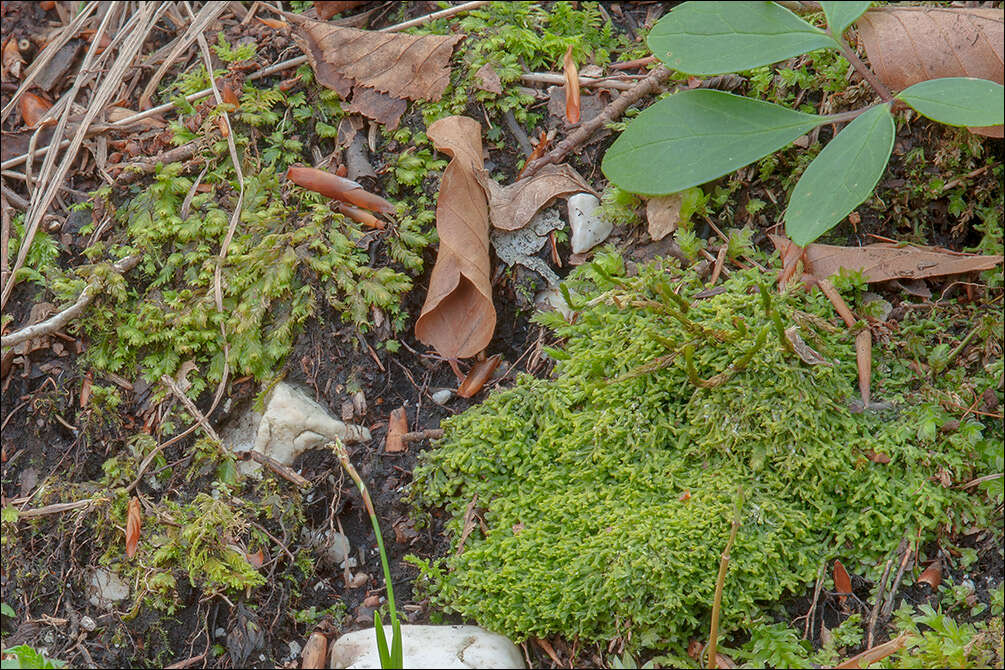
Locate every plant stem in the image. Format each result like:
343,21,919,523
833,34,893,103
331,439,398,636
707,487,743,670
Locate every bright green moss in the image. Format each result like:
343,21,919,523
411,252,1002,652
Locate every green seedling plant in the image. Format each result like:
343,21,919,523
331,438,402,669
602,1,1005,246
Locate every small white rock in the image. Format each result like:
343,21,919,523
431,389,453,405
80,616,96,632
535,286,576,321
568,192,613,254
287,641,302,661
87,569,129,610
329,624,524,669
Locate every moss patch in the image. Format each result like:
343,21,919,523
411,252,1002,652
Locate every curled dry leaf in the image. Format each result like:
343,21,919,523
385,406,408,453
2,37,24,79
784,326,831,366
19,92,52,128
126,496,141,558
833,559,852,604
337,202,384,229
256,16,288,30
300,631,328,670
415,116,495,360
563,45,581,124
456,353,501,398
286,166,395,215
918,559,943,589
857,7,1003,137
768,234,1003,284
646,194,683,242
478,163,595,231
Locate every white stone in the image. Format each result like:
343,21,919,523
87,569,129,610
329,624,524,669
223,382,371,472
287,641,302,661
431,389,453,405
80,615,96,632
567,192,613,254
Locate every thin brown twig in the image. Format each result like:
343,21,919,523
801,564,825,640
867,537,905,649
882,539,914,619
521,65,672,179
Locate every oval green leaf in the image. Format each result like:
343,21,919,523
648,1,838,75
602,90,824,196
896,77,1005,128
819,1,871,38
784,104,894,246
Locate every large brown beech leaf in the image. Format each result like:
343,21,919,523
769,235,1003,283
415,116,495,360
288,13,461,127
857,7,1004,137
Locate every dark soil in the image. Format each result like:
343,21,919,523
2,2,1003,669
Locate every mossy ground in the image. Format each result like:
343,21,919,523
410,253,1003,662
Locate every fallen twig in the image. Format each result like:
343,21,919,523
867,537,905,649
881,539,914,619
400,428,444,443
115,142,201,184
520,72,639,91
520,65,672,179
242,450,310,488
16,498,103,519
801,564,825,640
1,255,141,349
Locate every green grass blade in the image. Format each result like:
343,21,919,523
819,1,872,38
374,611,392,669
603,90,824,196
648,1,838,75
391,615,403,667
896,78,1005,128
784,104,894,246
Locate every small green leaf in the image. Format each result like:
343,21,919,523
897,77,1005,128
820,2,872,38
648,1,838,75
1,506,17,523
603,90,824,195
784,104,894,246
1,602,15,618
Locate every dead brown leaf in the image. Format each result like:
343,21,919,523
769,234,1003,283
784,326,831,366
478,163,595,231
834,559,852,605
19,92,52,128
125,496,141,558
288,14,462,127
856,329,872,407
2,38,24,80
314,1,369,20
646,194,683,241
857,6,1004,137
474,62,503,95
918,560,943,589
835,632,908,669
415,116,495,360
563,45,581,124
456,353,501,398
385,406,408,453
300,631,328,669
